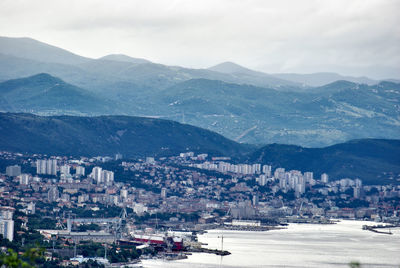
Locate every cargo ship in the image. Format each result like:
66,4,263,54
124,233,184,251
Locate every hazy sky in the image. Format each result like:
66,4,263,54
0,0,399,79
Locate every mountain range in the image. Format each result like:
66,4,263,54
0,112,399,185
0,37,391,88
0,36,399,147
1,72,398,147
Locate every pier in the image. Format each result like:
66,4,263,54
362,225,394,235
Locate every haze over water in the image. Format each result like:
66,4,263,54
142,220,400,268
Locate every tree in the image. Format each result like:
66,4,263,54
0,247,44,268
349,261,361,268
0,249,31,268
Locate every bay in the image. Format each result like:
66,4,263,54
142,220,400,267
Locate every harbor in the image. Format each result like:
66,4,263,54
141,220,400,268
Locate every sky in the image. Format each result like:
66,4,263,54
0,0,399,79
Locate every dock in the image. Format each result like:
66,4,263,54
362,225,394,235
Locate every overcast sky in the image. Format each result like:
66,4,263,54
0,0,399,79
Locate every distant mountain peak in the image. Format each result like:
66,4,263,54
99,54,151,64
15,73,63,84
208,61,253,74
0,36,90,65
323,80,358,87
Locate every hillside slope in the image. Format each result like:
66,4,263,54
157,79,400,146
0,113,246,157
248,139,400,184
0,36,89,65
0,73,116,114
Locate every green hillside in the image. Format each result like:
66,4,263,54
247,139,400,184
0,73,116,115
0,112,246,157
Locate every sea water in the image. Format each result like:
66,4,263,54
142,220,400,267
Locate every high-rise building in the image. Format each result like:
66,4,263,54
279,177,288,190
0,207,15,241
257,175,268,186
60,165,70,175
0,219,14,242
304,172,313,182
252,194,259,206
252,164,261,174
321,173,329,184
75,166,85,176
92,167,103,184
6,165,21,177
161,188,167,199
19,174,30,185
295,176,306,195
103,170,114,186
36,159,57,175
274,168,285,179
355,178,363,188
120,188,128,200
37,159,46,174
353,187,362,199
262,165,272,176
49,159,57,175
46,160,52,175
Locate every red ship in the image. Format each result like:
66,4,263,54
130,234,184,251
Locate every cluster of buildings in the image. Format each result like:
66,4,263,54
0,150,398,245
192,161,330,196
195,161,266,175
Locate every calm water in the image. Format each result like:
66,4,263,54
142,220,400,268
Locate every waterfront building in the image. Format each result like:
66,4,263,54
230,202,255,219
231,219,261,227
